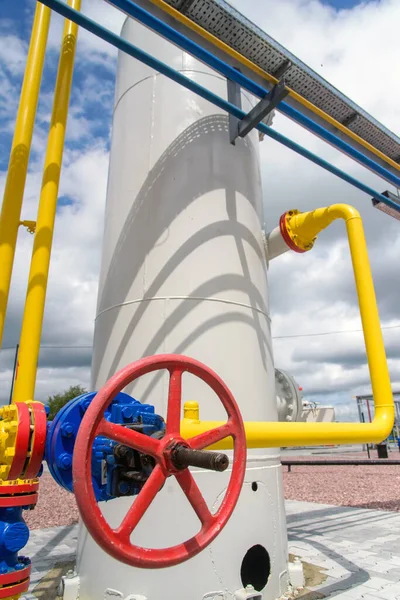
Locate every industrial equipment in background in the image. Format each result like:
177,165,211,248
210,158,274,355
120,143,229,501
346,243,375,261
356,392,400,456
275,369,335,425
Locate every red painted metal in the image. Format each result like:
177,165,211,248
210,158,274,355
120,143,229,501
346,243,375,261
279,212,306,253
24,402,47,479
0,577,30,598
0,564,31,586
0,493,37,508
0,481,38,495
8,403,31,480
73,354,246,569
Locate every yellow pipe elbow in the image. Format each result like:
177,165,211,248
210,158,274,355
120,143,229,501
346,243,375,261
182,203,394,449
280,204,360,253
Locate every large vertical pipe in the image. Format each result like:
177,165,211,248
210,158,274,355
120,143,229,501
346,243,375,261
75,18,289,600
0,4,51,349
13,0,81,403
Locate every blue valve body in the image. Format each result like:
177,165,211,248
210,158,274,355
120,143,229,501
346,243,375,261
0,506,30,576
45,392,165,501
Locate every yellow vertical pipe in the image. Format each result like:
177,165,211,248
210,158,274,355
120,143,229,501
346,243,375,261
181,205,394,448
13,0,82,403
0,4,51,348
344,209,393,421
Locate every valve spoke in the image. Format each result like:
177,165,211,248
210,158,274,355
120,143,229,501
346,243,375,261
175,469,213,526
97,419,160,458
73,354,246,569
116,464,166,539
166,368,183,435
187,421,234,451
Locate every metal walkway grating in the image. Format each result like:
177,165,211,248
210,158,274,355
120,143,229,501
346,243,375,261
161,0,400,162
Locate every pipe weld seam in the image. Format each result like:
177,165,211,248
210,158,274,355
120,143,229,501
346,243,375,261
113,69,254,116
96,295,271,320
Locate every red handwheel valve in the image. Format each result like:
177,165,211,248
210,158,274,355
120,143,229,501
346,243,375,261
72,354,246,569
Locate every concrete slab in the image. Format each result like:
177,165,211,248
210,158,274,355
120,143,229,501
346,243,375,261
287,500,400,599
20,500,400,599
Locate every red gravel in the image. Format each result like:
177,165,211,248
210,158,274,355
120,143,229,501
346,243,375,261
25,472,79,530
24,452,400,529
283,452,400,512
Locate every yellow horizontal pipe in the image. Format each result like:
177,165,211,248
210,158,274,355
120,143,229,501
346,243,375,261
0,4,51,349
181,204,394,449
13,0,81,403
181,418,393,450
149,0,400,174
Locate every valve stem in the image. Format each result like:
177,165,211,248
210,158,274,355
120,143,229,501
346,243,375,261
172,445,229,472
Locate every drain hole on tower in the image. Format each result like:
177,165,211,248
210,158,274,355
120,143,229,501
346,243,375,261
251,482,258,492
240,545,271,591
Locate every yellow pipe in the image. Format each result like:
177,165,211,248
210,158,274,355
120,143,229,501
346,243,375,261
12,0,81,403
149,0,400,174
0,4,51,348
181,204,394,449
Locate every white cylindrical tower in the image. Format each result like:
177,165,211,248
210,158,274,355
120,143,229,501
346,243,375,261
75,18,289,600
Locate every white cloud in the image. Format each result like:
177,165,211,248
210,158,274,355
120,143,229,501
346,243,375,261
0,30,26,125
44,0,125,67
232,0,400,420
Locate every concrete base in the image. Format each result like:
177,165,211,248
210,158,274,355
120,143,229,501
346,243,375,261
24,501,400,600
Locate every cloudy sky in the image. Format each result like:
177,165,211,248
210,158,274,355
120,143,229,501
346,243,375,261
0,0,399,421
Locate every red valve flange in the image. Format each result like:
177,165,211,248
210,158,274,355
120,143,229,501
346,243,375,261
0,563,31,587
24,402,47,479
0,576,30,599
73,354,246,569
0,479,38,507
8,403,31,481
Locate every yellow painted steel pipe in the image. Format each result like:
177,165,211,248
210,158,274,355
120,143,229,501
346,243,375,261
181,204,394,449
148,0,400,174
12,0,81,403
0,4,51,348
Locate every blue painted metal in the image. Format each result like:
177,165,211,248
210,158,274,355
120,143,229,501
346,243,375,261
45,391,165,501
0,507,31,575
37,0,400,212
107,0,400,189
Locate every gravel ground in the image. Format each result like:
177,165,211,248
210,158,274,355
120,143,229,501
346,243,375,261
283,451,400,512
25,472,79,530
24,451,400,529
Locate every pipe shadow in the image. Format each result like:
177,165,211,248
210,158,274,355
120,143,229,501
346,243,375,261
135,310,268,406
286,504,400,536
286,505,395,597
286,503,400,596
30,525,76,561
286,504,400,525
290,533,370,598
92,114,272,385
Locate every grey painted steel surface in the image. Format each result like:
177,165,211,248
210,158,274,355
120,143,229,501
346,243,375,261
275,369,303,424
73,18,289,600
264,226,289,262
